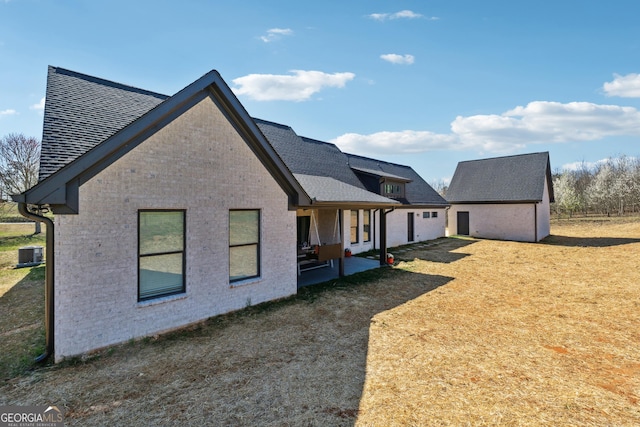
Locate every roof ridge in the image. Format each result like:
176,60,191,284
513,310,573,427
457,151,549,164
299,135,339,148
345,152,413,169
49,65,170,100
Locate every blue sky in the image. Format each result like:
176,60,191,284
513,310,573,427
1,0,639,184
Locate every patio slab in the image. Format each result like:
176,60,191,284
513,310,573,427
297,256,382,288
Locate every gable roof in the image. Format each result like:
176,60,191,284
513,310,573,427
38,67,169,182
446,152,555,204
14,66,308,212
346,153,449,207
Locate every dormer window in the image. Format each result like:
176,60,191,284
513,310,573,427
381,180,405,198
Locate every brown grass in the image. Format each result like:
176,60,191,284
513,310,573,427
1,218,639,426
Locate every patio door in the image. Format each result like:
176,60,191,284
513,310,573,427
407,212,414,242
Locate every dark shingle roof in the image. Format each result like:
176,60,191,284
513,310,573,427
345,154,449,206
39,66,168,181
446,152,554,203
254,119,366,190
34,67,428,208
294,174,398,205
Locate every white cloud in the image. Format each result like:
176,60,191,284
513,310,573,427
380,53,415,65
452,101,640,151
368,10,431,21
333,101,640,156
30,97,45,111
260,28,293,43
333,130,458,155
603,73,640,98
561,156,637,172
232,70,355,102
0,109,16,116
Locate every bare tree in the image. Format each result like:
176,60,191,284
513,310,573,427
0,133,41,232
429,179,449,197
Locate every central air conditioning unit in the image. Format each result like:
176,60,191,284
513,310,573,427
17,246,44,267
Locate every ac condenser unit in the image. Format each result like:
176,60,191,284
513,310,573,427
18,246,44,267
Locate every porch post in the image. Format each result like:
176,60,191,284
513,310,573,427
379,209,388,266
338,208,345,277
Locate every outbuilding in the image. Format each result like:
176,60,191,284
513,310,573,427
446,152,554,242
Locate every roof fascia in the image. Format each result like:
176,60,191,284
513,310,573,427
448,200,541,205
309,200,401,209
545,156,555,203
351,167,412,183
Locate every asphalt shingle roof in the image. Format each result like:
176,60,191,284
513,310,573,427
445,152,554,203
36,67,434,208
294,174,397,205
346,154,449,206
39,66,168,181
254,119,366,190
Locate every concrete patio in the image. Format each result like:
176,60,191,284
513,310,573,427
297,256,382,288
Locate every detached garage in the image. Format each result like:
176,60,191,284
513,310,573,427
446,152,555,243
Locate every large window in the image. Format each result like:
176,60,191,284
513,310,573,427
363,209,371,242
350,210,359,244
230,210,260,282
138,210,186,301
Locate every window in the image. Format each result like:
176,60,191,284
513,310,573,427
350,210,359,244
138,210,186,301
363,209,371,242
432,211,438,218
381,181,404,198
230,210,260,282
423,212,430,218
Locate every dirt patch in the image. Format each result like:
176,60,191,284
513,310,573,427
1,218,639,426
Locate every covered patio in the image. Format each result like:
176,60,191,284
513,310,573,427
297,255,382,288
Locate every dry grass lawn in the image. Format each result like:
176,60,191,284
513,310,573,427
1,218,639,426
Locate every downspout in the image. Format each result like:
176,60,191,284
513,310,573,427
372,209,379,250
444,206,450,236
379,207,395,266
534,203,538,243
18,203,54,363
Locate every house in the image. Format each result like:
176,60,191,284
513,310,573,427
445,152,555,242
346,153,449,250
13,66,446,362
254,121,450,256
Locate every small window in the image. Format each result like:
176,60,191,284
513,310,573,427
423,212,430,218
138,210,186,301
381,181,405,198
350,210,359,244
363,210,371,242
230,210,260,282
432,211,438,218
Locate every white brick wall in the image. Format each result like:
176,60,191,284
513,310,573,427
344,208,447,254
446,179,552,243
54,96,297,361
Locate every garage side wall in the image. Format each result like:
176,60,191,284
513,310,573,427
54,96,297,361
448,204,536,242
536,178,551,241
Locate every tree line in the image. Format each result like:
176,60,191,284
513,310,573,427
552,155,640,217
